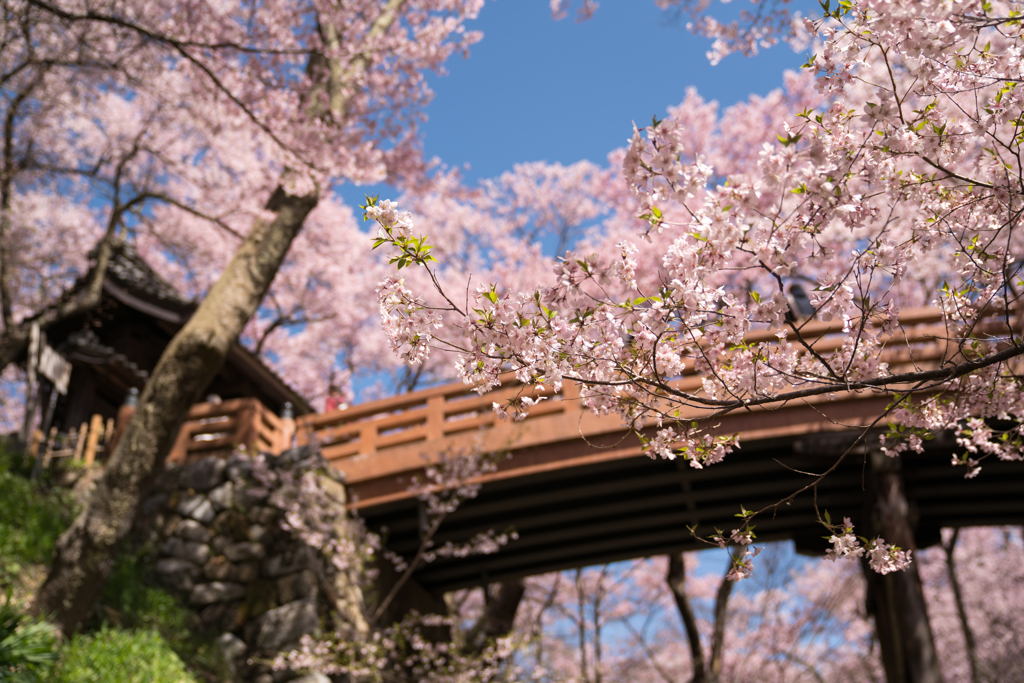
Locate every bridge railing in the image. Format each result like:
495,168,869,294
161,397,292,463
295,376,583,461
297,305,1024,464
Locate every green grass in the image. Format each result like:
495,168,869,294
53,626,198,683
0,445,76,592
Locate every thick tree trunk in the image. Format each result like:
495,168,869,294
30,188,317,633
863,451,942,683
667,552,708,683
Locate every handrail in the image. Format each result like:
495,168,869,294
164,397,292,463
296,305,1022,465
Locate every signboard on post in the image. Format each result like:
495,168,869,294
38,342,72,395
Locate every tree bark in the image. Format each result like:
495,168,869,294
666,551,736,683
708,555,735,683
942,528,981,683
30,188,317,633
667,552,708,683
863,451,942,683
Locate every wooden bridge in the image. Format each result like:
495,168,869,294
147,306,1024,593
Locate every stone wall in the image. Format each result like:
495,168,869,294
141,449,343,683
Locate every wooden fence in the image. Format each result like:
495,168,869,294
294,375,577,461
28,413,115,469
290,305,1024,491
35,397,295,470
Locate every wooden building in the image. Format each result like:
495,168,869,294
25,240,310,435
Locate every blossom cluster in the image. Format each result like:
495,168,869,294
825,517,912,575
371,0,1024,579
276,612,531,682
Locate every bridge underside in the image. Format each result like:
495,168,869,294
358,430,1024,594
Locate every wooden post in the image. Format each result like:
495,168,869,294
425,395,445,441
83,414,103,466
863,450,942,683
167,420,195,464
279,402,296,453
235,399,259,453
19,323,40,446
31,385,59,480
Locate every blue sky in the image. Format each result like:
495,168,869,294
341,0,808,205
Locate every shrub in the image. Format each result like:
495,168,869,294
53,626,198,683
100,553,192,635
97,552,232,681
0,602,58,682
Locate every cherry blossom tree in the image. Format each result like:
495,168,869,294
369,4,1024,680
373,0,1024,574
492,546,880,683
918,526,1024,683
5,0,487,633
458,530,1022,683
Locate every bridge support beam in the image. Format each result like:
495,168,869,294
863,451,941,683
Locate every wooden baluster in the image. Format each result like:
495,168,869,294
72,422,88,462
236,399,259,454
103,417,115,454
560,379,583,414
359,422,377,455
426,395,445,440
83,414,103,466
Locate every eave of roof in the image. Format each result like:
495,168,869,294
32,239,313,415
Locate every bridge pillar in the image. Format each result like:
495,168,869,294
863,450,941,683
